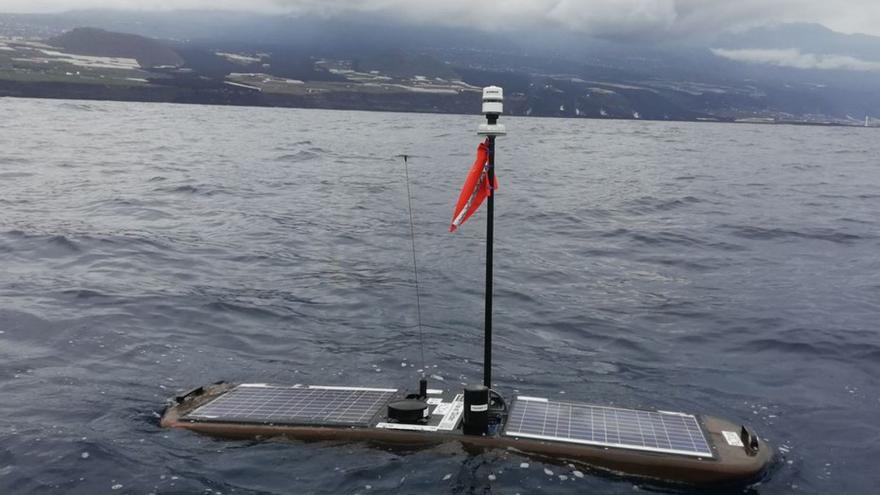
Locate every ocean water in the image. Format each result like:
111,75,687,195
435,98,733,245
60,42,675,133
1,97,878,494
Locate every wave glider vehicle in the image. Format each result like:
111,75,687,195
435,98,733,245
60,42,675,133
161,86,773,487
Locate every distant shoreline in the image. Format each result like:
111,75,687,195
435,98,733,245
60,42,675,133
0,81,871,129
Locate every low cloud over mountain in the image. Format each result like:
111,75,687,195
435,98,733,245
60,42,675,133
712,48,880,72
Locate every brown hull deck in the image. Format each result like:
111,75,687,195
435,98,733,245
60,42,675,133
161,382,773,487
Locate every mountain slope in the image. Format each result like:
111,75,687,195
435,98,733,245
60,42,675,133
49,27,184,68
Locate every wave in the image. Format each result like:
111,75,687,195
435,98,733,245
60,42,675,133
731,332,880,363
622,195,703,214
152,184,232,196
0,171,34,178
1,228,174,256
723,224,865,244
277,150,321,162
57,102,106,112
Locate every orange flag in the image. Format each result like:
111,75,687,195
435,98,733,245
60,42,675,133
450,139,498,232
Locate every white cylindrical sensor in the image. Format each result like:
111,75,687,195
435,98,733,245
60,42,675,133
482,86,504,115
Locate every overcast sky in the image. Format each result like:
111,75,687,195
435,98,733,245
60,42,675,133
5,0,880,38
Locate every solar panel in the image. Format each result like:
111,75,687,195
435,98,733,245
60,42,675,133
504,397,713,458
183,384,397,427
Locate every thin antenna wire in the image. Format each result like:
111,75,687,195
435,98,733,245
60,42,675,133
402,154,426,372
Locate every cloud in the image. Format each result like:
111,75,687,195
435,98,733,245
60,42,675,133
263,0,828,37
294,0,880,38
4,0,880,37
712,48,880,71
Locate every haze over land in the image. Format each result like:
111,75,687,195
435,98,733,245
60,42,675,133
2,3,880,124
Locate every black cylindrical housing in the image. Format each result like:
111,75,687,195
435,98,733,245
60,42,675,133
463,385,489,435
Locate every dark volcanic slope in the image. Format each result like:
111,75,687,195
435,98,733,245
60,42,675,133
49,27,184,68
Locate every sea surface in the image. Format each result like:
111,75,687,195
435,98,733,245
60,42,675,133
1,97,879,494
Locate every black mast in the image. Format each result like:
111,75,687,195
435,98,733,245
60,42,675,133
478,86,504,389
483,135,495,389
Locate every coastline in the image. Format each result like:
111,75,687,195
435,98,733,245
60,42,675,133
0,80,871,128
